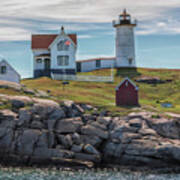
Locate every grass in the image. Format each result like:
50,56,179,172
6,67,180,115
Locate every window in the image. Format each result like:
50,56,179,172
96,60,101,68
57,39,70,51
36,58,42,63
0,66,6,74
128,58,133,65
57,56,69,66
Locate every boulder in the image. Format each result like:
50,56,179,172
72,133,81,145
71,144,83,153
80,135,102,147
56,145,66,150
47,119,57,131
74,153,101,163
139,128,157,136
0,109,17,121
56,117,83,133
36,131,48,148
124,140,159,157
17,108,32,127
33,147,52,159
0,128,14,153
17,129,41,156
103,142,127,158
30,121,44,129
129,118,142,128
48,107,66,120
51,149,74,159
81,125,108,139
83,144,100,155
97,116,112,126
0,110,17,128
63,100,74,108
58,135,73,149
146,117,180,139
63,101,83,117
82,114,96,124
110,124,138,140
36,90,49,98
80,104,93,111
33,148,74,159
90,121,107,131
48,132,55,148
32,98,59,107
74,104,85,114
112,132,142,144
11,99,25,109
32,114,42,122
0,80,21,91
31,104,52,118
8,96,33,105
23,87,35,95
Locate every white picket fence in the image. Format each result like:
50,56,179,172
51,73,114,82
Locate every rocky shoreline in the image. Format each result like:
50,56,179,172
0,94,179,171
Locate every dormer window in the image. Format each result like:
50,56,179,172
0,66,6,74
57,39,70,51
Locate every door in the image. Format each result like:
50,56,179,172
125,90,132,106
44,58,50,77
76,62,81,72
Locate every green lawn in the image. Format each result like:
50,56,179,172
19,68,180,115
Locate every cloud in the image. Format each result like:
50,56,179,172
0,0,179,40
78,35,94,39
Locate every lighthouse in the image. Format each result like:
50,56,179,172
113,9,137,68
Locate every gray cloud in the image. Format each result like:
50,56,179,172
0,0,179,40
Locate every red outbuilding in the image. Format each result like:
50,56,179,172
116,77,139,106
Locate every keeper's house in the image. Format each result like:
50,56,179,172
31,27,77,78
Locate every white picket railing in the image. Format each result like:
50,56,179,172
51,73,114,82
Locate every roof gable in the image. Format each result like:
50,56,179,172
0,60,21,78
116,77,138,90
31,34,77,50
48,33,77,49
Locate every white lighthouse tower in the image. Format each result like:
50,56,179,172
113,9,137,68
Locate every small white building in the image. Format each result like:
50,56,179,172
0,60,21,84
31,27,77,78
76,57,116,72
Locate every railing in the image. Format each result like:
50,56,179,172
51,73,114,83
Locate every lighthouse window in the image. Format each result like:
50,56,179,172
128,58,133,65
96,60,101,68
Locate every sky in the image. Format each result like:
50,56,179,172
0,0,180,78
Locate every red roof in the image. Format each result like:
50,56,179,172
31,34,77,49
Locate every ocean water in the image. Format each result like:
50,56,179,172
0,168,179,180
